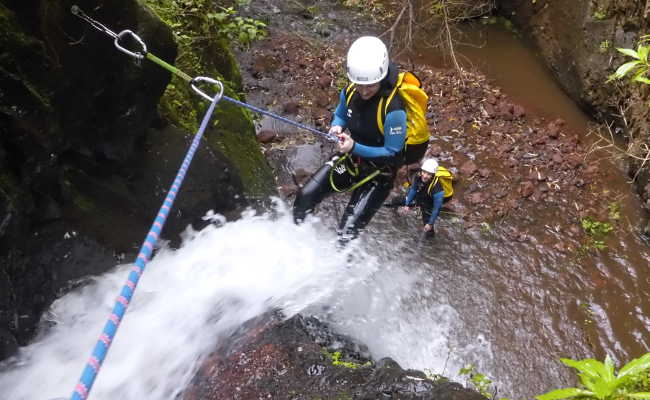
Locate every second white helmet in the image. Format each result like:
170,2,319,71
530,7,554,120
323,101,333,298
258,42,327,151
421,158,439,174
346,36,389,85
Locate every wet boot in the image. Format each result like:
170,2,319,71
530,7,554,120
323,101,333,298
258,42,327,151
336,177,392,248
293,162,336,223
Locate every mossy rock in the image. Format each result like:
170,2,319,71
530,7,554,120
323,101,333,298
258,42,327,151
208,98,274,196
0,3,52,114
208,37,243,91
0,173,17,206
142,0,274,197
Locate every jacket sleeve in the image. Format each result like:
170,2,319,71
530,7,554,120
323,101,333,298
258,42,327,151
351,109,407,158
426,191,445,225
331,89,348,128
405,179,418,206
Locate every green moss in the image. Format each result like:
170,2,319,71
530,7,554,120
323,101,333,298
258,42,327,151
322,349,372,369
209,38,243,90
142,0,273,196
0,3,52,112
159,80,199,133
0,4,21,45
208,95,274,196
61,172,96,214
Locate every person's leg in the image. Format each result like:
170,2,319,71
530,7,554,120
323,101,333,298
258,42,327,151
420,206,432,225
419,205,435,237
338,175,393,240
293,162,337,223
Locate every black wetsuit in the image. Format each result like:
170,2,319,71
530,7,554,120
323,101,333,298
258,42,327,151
293,64,406,240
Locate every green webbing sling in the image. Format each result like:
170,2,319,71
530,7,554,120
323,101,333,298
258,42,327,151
328,153,381,193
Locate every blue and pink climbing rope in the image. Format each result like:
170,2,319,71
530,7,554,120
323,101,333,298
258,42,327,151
68,5,337,399
71,80,223,400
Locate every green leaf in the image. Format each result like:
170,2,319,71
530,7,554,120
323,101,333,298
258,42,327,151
613,60,642,78
617,48,640,59
618,353,650,381
561,358,603,378
589,376,614,399
536,388,592,400
638,45,650,63
603,355,616,381
634,76,650,84
582,358,616,398
628,393,650,399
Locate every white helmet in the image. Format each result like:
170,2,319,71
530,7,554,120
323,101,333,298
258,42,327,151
346,36,389,84
421,158,439,174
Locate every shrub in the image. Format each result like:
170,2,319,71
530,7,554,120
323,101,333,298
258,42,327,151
536,354,650,400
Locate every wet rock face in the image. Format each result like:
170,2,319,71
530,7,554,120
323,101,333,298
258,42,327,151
183,312,486,400
496,0,650,223
2,0,176,164
0,0,177,357
0,0,258,361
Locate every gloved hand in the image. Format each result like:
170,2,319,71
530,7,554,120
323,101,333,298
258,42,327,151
423,224,433,232
328,125,343,136
337,133,354,153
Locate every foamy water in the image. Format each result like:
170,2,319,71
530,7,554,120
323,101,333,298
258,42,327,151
0,200,479,399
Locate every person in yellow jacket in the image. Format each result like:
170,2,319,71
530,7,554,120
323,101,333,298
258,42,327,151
398,158,453,236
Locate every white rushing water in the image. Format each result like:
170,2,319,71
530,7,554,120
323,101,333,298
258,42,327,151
0,200,483,400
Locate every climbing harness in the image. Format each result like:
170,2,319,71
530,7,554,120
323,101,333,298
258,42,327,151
64,5,337,400
328,153,381,193
70,5,337,142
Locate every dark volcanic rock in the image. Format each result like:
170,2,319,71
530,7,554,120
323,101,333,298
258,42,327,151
0,0,177,356
257,129,278,143
0,0,251,359
183,312,486,400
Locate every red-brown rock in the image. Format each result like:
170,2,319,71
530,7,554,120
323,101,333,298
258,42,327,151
479,168,491,178
283,101,300,115
278,184,298,198
467,192,485,205
317,76,332,89
513,104,526,118
460,160,478,177
428,144,443,157
519,181,535,198
257,130,278,143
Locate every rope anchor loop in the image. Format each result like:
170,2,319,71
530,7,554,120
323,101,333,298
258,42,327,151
191,77,225,103
115,30,147,60
70,5,335,140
